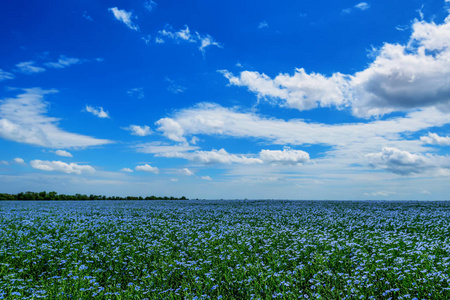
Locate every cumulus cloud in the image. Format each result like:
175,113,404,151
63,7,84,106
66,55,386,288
201,175,212,181
259,148,310,165
85,105,110,118
180,168,194,176
0,69,14,81
123,125,152,136
135,164,159,174
15,61,45,74
30,160,95,174
221,69,351,111
44,55,83,69
221,14,450,117
0,89,112,148
14,157,25,164
420,132,450,146
120,168,133,172
157,25,221,54
366,147,431,175
156,118,186,142
53,150,73,157
108,7,139,31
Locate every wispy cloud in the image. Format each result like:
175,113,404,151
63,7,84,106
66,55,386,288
166,78,186,94
0,89,112,148
120,167,133,173
30,160,95,174
85,105,110,118
44,55,83,69
15,61,45,74
157,25,222,55
82,11,93,21
144,0,157,12
343,2,370,14
258,21,269,29
108,7,139,31
0,69,15,81
127,87,144,99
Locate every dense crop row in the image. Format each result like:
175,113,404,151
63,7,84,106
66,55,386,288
1,200,449,299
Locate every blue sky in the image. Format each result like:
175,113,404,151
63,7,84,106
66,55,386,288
1,0,450,199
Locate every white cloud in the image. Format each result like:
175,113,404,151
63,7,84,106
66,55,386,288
108,7,139,31
85,105,110,118
135,142,199,154
15,61,45,74
30,160,95,174
343,2,370,14
0,89,112,148
155,103,450,148
197,33,222,56
156,118,186,142
364,191,396,197
158,25,221,55
0,160,8,165
159,25,195,42
258,21,269,29
201,175,212,181
365,147,446,175
127,87,144,99
53,150,73,157
123,125,152,136
135,164,159,174
180,168,194,176
120,168,133,173
166,78,186,94
82,11,93,21
259,148,310,165
155,37,165,44
0,69,14,81
161,148,263,165
221,69,350,111
14,157,25,164
144,0,157,12
44,55,82,69
355,2,370,11
221,14,450,118
420,132,450,146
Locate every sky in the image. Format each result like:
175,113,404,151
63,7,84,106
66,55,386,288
1,0,450,200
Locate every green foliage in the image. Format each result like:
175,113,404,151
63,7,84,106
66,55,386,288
0,191,188,201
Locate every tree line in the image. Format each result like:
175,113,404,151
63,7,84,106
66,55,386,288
0,191,188,201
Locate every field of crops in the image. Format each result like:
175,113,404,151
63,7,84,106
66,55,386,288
1,200,450,299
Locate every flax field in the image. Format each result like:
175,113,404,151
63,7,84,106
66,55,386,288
1,200,449,299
